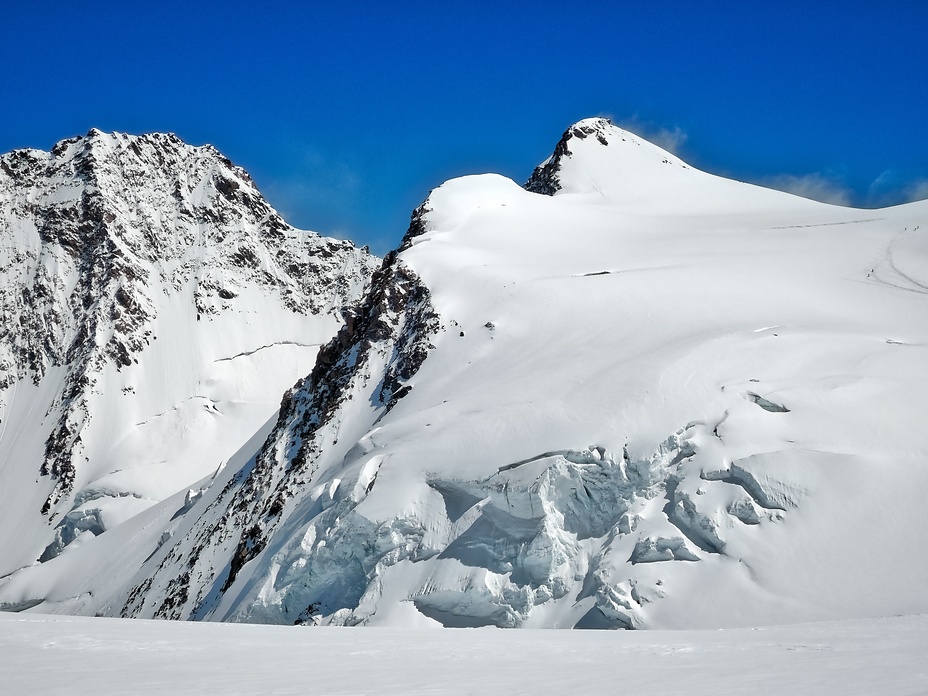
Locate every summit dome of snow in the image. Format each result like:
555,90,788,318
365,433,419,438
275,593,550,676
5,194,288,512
0,130,378,579
526,117,828,212
1,120,927,631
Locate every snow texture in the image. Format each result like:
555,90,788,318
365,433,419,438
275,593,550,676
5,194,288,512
1,612,927,695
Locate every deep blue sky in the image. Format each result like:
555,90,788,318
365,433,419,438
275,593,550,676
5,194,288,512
3,2,926,254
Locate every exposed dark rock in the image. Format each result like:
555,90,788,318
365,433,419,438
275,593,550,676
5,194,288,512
397,200,432,252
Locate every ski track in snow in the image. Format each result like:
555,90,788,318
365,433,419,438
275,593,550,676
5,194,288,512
769,217,883,229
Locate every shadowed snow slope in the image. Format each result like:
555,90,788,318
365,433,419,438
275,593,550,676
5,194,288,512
0,131,378,582
3,119,927,630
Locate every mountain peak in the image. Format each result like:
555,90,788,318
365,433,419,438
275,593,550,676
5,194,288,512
0,130,379,531
525,117,829,214
525,117,684,197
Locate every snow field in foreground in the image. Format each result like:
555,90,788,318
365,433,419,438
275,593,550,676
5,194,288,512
1,612,926,695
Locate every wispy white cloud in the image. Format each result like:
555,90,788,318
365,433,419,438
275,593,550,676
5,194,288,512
647,126,688,155
864,170,928,207
613,115,688,155
866,169,899,206
762,172,853,206
903,179,928,203
779,171,928,209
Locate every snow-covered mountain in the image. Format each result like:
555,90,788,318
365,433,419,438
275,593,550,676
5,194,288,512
2,119,927,630
0,130,379,585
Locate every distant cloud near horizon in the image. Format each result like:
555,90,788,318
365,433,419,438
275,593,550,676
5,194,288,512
864,170,928,207
762,172,853,207
758,170,928,208
904,179,928,203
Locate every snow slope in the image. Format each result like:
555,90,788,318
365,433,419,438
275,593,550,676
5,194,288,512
0,131,378,583
3,119,927,630
2,612,926,695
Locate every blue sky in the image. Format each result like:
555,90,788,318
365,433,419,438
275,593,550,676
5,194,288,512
3,2,926,254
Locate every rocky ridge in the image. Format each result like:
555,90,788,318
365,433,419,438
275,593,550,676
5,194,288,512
0,130,378,570
115,210,443,621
